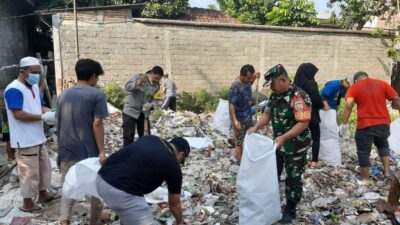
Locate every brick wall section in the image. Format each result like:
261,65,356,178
54,11,393,93
0,0,29,90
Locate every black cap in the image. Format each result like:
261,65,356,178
169,137,190,165
353,71,368,83
263,64,288,87
151,66,164,76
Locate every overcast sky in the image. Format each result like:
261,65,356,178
189,0,334,15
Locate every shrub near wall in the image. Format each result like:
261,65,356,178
103,83,126,109
177,87,230,113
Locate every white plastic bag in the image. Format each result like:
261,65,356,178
319,110,342,165
184,137,213,149
42,111,57,125
389,118,400,155
62,158,101,200
237,134,281,225
212,99,231,134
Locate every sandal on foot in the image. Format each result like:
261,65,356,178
38,192,61,204
19,205,43,213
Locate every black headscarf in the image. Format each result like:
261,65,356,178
293,63,319,89
293,63,323,124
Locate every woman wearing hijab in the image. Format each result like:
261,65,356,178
293,63,324,169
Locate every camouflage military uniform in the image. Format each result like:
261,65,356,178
264,84,311,205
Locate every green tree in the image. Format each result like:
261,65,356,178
36,0,138,9
328,0,397,30
216,0,276,25
36,0,189,20
265,0,319,27
208,3,217,10
141,0,189,19
216,0,319,27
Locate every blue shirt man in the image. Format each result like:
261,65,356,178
320,79,351,110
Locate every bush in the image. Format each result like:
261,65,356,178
217,86,230,100
177,91,200,112
151,107,164,122
371,28,384,38
177,89,218,113
104,83,126,109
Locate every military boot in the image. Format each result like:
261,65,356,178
279,201,297,224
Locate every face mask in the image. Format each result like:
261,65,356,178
26,74,40,85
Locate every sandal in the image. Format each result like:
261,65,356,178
19,205,43,213
37,192,61,204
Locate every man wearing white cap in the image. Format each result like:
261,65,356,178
4,56,57,213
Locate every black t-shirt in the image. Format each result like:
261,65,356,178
98,135,182,196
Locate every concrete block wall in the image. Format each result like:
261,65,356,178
54,11,392,93
0,0,29,90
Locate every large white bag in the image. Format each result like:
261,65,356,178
237,134,281,225
389,118,400,155
212,99,231,134
319,110,340,141
319,110,342,165
63,158,101,200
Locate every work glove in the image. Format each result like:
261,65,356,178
142,103,154,112
339,124,348,137
42,111,57,125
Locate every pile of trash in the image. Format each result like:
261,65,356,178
296,140,397,225
148,110,399,225
149,111,239,225
0,106,399,225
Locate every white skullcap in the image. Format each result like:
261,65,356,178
20,56,40,67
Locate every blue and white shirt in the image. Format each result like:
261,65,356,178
4,80,46,148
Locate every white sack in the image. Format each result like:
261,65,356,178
237,134,281,225
62,158,101,200
212,99,231,134
389,118,400,155
319,110,342,165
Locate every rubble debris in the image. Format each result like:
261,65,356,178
0,109,399,224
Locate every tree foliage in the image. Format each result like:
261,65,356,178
208,4,217,10
141,0,188,19
328,0,398,30
36,0,137,9
216,0,319,27
265,0,319,27
216,0,275,25
36,0,189,19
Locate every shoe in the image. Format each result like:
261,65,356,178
279,202,296,224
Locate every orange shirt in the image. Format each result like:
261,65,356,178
346,78,398,129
